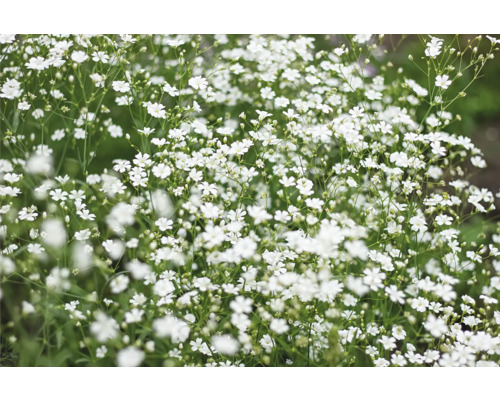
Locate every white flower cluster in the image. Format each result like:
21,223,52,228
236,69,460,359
1,34,499,367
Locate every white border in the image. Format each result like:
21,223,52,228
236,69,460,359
2,0,500,33
1,367,499,399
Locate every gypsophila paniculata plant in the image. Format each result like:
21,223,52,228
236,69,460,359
1,34,500,367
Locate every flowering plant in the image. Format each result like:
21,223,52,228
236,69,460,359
1,34,499,367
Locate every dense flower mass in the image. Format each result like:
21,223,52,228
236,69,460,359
1,34,500,367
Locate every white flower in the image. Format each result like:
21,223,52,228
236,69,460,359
435,214,453,226
409,216,427,233
102,239,125,260
353,34,372,44
425,37,443,58
96,346,108,358
411,297,429,312
18,207,38,222
153,279,175,297
22,301,36,314
270,318,289,334
25,56,49,71
146,102,166,119
155,217,173,231
435,74,452,90
0,255,15,275
471,156,486,169
260,87,275,100
153,315,190,343
116,347,144,367
124,308,144,324
150,189,174,218
138,127,155,136
112,80,131,93
296,178,314,196
232,237,257,260
41,219,67,248
247,205,271,224
211,334,240,355
74,229,91,241
389,152,409,168
487,35,500,45
385,285,406,304
1,78,23,99
105,202,136,234
305,198,324,210
71,50,88,63
363,267,386,291
73,128,85,139
152,163,171,179
259,334,274,353
0,34,16,44
126,261,152,280
378,335,396,351
18,101,31,111
25,153,53,175
90,312,119,343
188,76,208,90
275,210,291,223
201,225,226,248
46,267,71,291
344,240,369,261
110,275,130,294
163,83,179,96
424,314,448,338
108,124,123,138
200,203,221,219
230,296,253,314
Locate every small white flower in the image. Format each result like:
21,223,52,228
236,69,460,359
425,37,443,58
270,318,289,334
211,334,240,355
116,347,144,367
155,217,173,231
110,275,130,294
90,312,119,343
112,80,130,93
409,216,427,233
435,74,452,90
424,314,448,338
71,50,88,63
188,76,208,90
